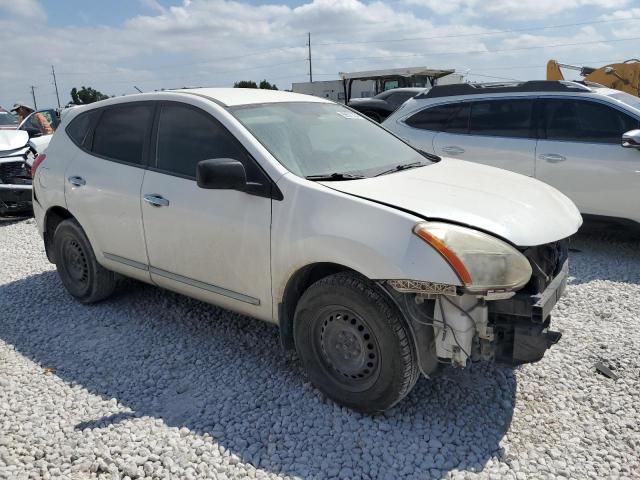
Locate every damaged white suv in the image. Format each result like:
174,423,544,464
32,89,582,412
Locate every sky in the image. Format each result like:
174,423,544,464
0,0,639,109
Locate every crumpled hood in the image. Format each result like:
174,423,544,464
322,158,583,247
0,130,28,153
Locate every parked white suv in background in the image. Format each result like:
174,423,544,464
32,88,581,412
383,81,640,228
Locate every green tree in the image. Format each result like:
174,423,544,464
259,79,278,90
233,80,278,90
68,86,110,105
233,80,258,89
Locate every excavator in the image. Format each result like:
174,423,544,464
547,59,640,96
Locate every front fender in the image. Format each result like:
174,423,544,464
271,174,461,304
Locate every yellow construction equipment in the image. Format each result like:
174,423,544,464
546,59,640,97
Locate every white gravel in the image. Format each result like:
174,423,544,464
1,218,639,480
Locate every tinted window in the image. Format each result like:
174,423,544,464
446,103,470,134
387,92,416,108
156,104,247,178
469,99,533,138
544,99,639,144
66,111,96,146
405,103,460,131
92,104,153,164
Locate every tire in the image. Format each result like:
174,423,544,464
293,272,419,413
53,218,116,304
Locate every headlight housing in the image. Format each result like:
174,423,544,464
414,222,532,293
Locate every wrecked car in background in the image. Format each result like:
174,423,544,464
0,130,36,216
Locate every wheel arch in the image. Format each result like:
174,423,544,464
278,262,361,350
43,205,74,263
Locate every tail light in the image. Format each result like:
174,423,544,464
31,153,46,178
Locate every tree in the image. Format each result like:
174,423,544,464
233,80,258,89
259,79,278,90
233,80,278,90
68,86,110,105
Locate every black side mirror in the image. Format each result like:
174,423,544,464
196,158,247,190
622,129,640,149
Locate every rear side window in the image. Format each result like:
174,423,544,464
156,103,248,178
544,99,639,144
66,111,97,146
405,103,460,131
468,99,533,138
92,104,154,164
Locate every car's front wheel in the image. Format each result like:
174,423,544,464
294,272,419,413
53,218,116,303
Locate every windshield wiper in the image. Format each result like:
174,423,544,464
305,172,366,181
374,161,426,177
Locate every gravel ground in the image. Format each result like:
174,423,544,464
1,218,639,480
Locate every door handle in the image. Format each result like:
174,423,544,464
539,153,566,163
143,194,170,207
441,145,465,155
67,176,86,187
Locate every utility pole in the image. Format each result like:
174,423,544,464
51,65,61,109
30,86,37,110
307,32,313,83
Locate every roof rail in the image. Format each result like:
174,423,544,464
418,80,592,99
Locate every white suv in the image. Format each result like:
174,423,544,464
32,88,581,412
383,81,640,228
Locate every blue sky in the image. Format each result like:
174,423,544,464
1,0,639,108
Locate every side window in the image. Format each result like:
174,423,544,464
387,93,414,108
92,104,153,164
469,99,533,138
446,103,470,134
156,103,249,178
544,99,639,143
405,103,460,131
66,111,97,147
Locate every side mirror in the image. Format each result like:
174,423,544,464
622,129,640,149
196,158,247,190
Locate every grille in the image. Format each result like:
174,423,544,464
0,161,31,184
521,240,569,294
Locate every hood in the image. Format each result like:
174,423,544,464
321,158,582,247
0,130,29,152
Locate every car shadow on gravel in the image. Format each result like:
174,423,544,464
0,271,516,479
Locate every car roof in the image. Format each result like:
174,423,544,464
176,88,332,107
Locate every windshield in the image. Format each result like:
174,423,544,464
231,102,432,178
0,111,18,126
608,92,640,112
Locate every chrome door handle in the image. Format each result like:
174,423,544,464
539,153,566,163
441,146,465,155
143,194,170,207
67,176,86,187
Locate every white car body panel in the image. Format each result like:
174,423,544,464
0,130,29,151
320,158,582,247
433,132,536,177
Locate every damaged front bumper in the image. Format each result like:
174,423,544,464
0,157,33,216
485,260,567,366
386,259,568,372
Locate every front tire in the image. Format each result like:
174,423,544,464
53,218,116,304
294,272,419,413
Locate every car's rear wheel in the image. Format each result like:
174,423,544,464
294,272,419,413
53,218,116,303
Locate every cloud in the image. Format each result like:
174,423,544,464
0,0,46,22
0,0,638,108
404,0,630,20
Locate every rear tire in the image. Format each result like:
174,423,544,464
294,272,419,413
53,218,116,304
